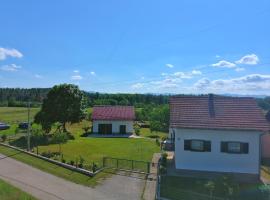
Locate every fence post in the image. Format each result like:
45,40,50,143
102,157,105,167
147,162,150,174
131,160,134,170
116,159,119,168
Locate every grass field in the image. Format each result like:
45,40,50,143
0,145,108,187
0,107,40,136
160,176,270,200
0,107,40,123
0,178,36,200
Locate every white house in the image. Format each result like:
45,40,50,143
169,94,270,177
92,106,135,134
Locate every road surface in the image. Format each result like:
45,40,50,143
0,154,145,200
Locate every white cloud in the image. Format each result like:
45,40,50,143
131,83,144,89
212,60,236,68
34,74,43,78
151,78,180,89
73,70,79,73
215,55,221,58
90,71,96,76
151,70,202,89
235,67,245,72
0,47,23,60
193,74,270,94
236,54,259,65
71,75,83,80
1,64,21,72
191,70,202,75
173,72,192,79
166,64,174,68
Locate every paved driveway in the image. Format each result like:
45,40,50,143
0,154,145,200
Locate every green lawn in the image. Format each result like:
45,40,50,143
36,137,159,166
139,128,168,139
0,145,108,187
160,176,270,200
0,178,36,200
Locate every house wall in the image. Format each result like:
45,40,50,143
262,134,270,158
92,120,134,134
172,128,262,174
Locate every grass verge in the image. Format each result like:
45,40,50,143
0,178,36,200
0,145,108,187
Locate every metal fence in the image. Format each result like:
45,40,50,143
102,157,151,173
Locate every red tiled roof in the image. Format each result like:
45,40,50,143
170,95,270,132
92,106,135,121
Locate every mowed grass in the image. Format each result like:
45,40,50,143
139,128,168,139
36,120,160,165
0,178,36,200
0,145,108,187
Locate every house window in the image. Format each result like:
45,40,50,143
184,140,211,152
221,142,249,154
191,140,204,151
228,142,241,153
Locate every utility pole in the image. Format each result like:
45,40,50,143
27,101,31,151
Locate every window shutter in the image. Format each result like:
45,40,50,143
241,143,249,154
184,140,191,150
204,141,211,152
221,142,228,152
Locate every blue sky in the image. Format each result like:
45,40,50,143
0,0,270,94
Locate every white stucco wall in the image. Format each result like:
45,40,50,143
92,120,134,134
172,128,262,174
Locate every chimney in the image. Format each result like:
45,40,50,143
208,94,215,118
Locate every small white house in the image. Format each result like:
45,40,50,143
169,94,270,177
92,106,135,134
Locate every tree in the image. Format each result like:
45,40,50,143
34,84,87,132
149,105,169,132
52,132,68,154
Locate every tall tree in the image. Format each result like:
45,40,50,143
34,84,86,132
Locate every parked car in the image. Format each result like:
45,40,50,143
0,122,10,130
18,122,29,129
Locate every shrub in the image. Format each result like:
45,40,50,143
78,155,85,168
1,134,7,142
92,162,98,173
61,158,66,163
69,160,75,166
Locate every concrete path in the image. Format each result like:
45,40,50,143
142,153,161,200
0,154,145,200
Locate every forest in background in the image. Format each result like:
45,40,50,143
0,87,270,111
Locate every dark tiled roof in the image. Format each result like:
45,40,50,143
170,95,270,132
92,106,135,121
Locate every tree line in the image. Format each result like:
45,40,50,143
0,88,169,107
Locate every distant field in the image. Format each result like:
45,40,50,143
0,178,36,200
0,107,40,123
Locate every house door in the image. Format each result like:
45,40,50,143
98,124,112,134
119,125,126,134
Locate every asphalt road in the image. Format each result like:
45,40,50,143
0,154,145,200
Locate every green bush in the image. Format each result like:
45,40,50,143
69,160,75,166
